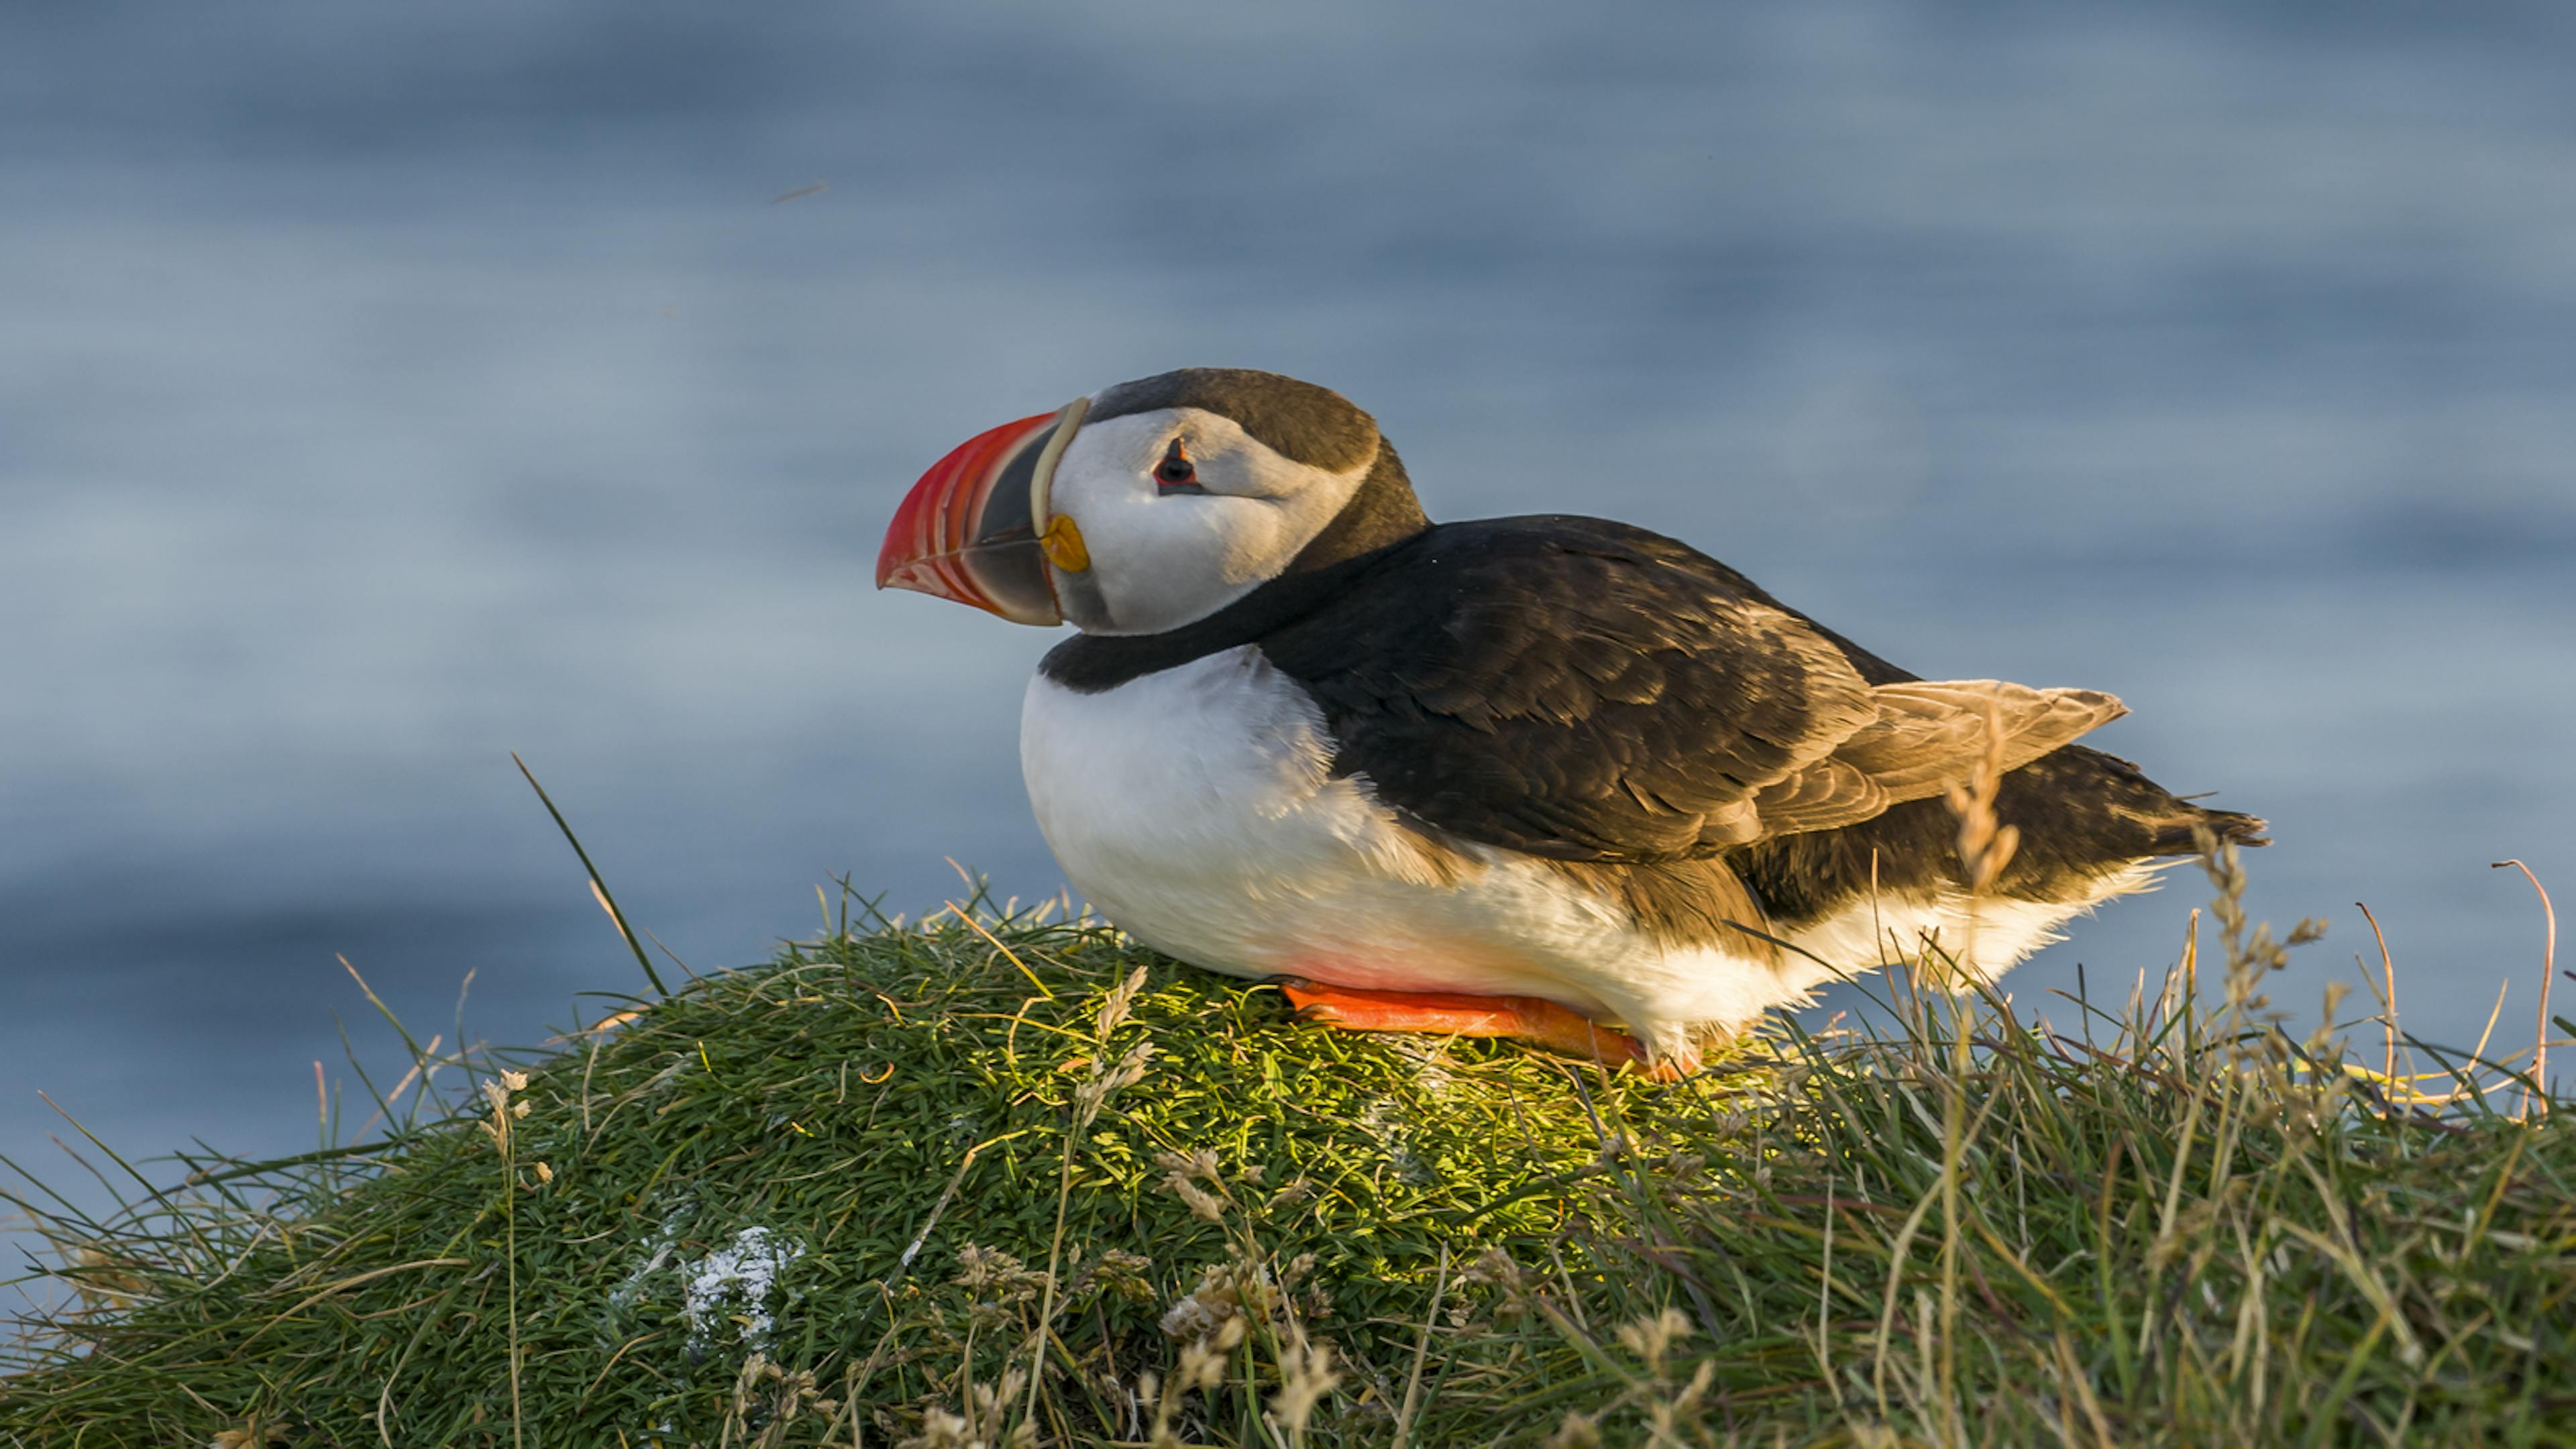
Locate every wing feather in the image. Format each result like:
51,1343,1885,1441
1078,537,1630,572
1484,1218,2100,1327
1833,682,2127,796
1739,682,2125,839
1257,519,2125,863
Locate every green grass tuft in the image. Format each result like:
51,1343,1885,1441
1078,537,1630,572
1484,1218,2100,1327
5,869,2572,1446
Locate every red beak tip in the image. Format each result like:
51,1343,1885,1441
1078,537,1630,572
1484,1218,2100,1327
879,407,1067,621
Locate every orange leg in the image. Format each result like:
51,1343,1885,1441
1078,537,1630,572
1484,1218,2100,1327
1275,979,1685,1075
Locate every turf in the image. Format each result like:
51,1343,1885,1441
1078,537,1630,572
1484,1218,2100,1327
4,859,2571,1447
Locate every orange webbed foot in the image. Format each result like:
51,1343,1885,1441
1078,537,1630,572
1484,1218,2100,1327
1273,978,1684,1075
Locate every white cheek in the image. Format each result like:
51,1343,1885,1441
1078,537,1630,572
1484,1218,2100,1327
1081,499,1279,635
1046,409,1370,634
1203,500,1300,584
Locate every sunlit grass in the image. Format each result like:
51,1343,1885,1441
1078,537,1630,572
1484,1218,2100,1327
3,851,2569,1446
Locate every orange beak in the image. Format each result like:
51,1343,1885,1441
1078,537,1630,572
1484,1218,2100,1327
876,398,1090,626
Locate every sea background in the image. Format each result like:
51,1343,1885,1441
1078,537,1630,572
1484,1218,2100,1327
5,1,2572,1291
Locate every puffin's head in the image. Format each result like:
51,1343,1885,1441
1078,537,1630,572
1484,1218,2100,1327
877,368,1428,635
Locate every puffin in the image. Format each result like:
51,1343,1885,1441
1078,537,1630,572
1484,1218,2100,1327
876,368,2263,1074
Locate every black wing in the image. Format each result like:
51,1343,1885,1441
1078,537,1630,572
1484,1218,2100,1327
1258,517,2120,865
1261,517,1870,863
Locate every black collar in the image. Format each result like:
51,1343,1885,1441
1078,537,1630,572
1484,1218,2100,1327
1038,535,1422,693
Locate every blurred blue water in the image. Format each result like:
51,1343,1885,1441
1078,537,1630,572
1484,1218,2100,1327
5,1,2573,1287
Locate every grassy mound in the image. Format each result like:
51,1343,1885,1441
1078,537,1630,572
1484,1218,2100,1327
7,867,2573,1446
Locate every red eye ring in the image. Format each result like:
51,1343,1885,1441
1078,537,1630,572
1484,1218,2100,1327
1154,439,1199,490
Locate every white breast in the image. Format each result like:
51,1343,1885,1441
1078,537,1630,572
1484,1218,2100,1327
1019,647,1797,1056
1022,647,1517,983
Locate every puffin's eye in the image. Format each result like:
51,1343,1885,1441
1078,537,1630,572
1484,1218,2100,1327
1154,439,1199,489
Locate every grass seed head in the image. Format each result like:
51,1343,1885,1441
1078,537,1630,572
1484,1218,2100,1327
1267,1334,1341,1443
1615,1305,1693,1377
1543,1409,1603,1449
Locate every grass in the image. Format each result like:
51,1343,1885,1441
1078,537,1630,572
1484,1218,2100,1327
4,848,2571,1447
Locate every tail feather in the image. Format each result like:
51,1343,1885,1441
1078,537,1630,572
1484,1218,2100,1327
2147,804,2268,856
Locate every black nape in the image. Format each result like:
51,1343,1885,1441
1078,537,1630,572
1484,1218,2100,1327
1285,439,1430,576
